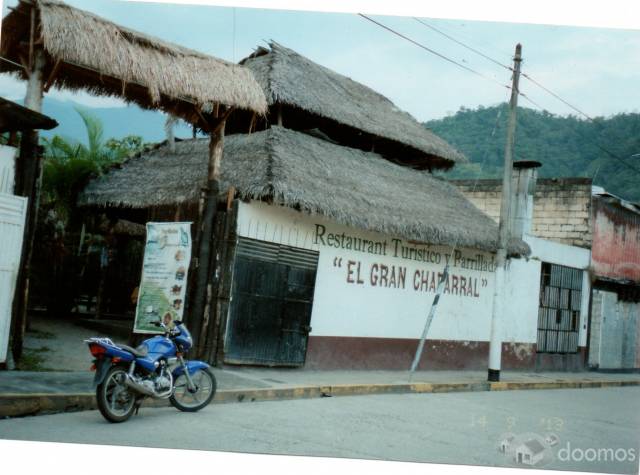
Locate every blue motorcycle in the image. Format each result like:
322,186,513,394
85,320,216,423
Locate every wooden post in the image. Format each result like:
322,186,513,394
188,117,226,358
94,248,108,320
10,47,46,362
213,200,238,365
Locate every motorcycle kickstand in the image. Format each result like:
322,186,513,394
134,397,145,416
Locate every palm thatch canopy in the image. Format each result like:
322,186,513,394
80,127,528,255
239,42,466,170
0,0,267,125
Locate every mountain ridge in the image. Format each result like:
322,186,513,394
426,104,640,203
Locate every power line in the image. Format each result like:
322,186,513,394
420,18,516,62
517,92,545,111
520,73,592,121
515,89,640,175
411,18,548,112
358,14,511,91
407,19,640,176
410,16,607,122
413,17,513,72
360,15,550,118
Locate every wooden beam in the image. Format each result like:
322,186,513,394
19,39,44,47
226,186,236,211
28,6,35,71
17,54,30,77
211,107,234,134
43,59,62,93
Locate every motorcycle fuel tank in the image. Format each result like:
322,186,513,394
136,336,177,372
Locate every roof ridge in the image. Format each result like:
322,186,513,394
240,41,465,166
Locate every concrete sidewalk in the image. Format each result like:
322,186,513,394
1,367,639,418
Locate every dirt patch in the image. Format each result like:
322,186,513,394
23,316,102,371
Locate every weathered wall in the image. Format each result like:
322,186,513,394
591,197,640,284
226,201,593,370
454,178,592,248
233,200,538,370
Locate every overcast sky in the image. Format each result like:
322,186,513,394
1,0,639,121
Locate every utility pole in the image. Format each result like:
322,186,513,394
487,43,522,382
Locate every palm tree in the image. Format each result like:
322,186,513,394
36,107,146,318
41,107,143,225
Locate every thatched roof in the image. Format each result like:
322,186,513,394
80,127,528,255
240,42,466,168
1,0,267,123
0,96,57,132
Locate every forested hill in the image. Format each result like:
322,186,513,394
425,105,640,202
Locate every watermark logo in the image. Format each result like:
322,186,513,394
557,442,637,464
497,432,557,467
498,433,638,468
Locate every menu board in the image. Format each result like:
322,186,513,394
133,222,192,334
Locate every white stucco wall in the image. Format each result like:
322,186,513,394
236,201,538,343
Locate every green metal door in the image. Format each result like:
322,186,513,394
225,238,318,366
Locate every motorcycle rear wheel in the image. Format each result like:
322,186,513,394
96,366,136,423
170,367,216,412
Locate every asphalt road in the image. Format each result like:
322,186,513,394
1,387,639,474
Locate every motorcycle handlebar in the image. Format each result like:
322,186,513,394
154,320,181,337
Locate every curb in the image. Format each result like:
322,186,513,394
1,379,638,418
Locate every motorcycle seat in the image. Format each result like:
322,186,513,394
118,344,148,358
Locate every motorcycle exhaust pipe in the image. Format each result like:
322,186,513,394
124,374,173,399
124,374,157,397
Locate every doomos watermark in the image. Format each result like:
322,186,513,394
497,432,638,468
558,442,637,463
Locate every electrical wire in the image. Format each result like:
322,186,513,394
413,17,513,72
360,15,552,120
520,72,591,121
403,17,640,176
410,16,596,118
358,14,511,92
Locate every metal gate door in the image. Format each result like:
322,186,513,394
225,237,319,366
593,290,639,369
537,262,582,353
0,193,28,363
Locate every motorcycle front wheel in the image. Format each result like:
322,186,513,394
170,367,216,412
96,366,136,423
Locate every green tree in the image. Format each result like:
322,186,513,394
427,105,640,202
35,108,147,318
41,107,145,225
